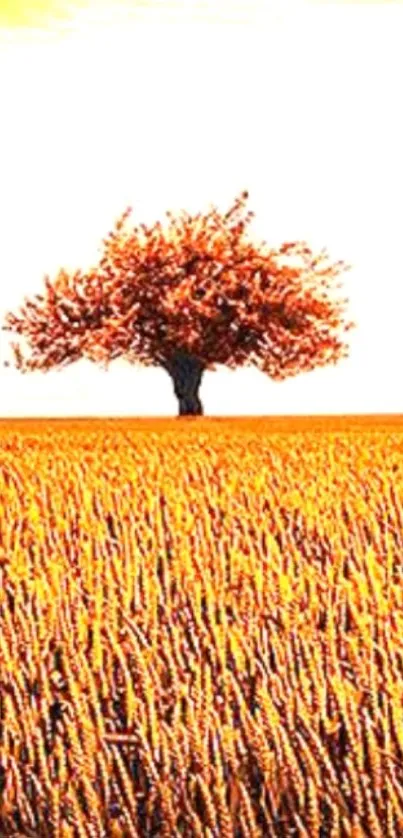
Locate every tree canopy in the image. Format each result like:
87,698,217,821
3,191,354,414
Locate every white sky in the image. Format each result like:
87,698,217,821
0,1,402,417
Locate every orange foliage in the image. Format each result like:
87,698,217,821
2,191,354,379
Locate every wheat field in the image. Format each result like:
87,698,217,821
1,415,403,837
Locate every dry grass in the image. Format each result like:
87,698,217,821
0,415,403,837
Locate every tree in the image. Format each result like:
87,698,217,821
2,191,354,416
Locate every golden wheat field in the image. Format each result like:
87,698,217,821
1,415,403,838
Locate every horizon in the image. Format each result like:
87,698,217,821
1,413,402,421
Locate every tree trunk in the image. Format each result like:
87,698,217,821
164,351,204,417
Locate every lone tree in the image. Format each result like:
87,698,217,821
3,191,354,416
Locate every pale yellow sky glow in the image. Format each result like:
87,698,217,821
1,1,402,416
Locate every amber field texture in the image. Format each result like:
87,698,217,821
1,415,403,838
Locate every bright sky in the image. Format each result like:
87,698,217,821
0,0,402,417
